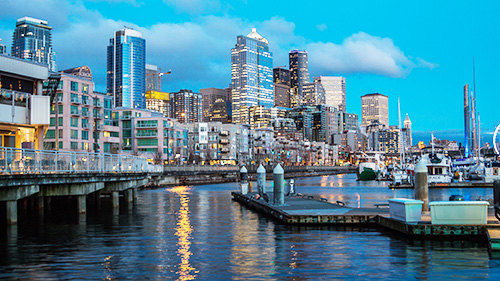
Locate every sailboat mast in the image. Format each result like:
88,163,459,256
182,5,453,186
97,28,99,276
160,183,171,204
478,112,481,158
472,57,479,164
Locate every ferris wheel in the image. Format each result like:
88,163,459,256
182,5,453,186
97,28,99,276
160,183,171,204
493,124,500,155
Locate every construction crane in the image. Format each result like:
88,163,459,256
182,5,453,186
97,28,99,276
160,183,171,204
146,68,171,92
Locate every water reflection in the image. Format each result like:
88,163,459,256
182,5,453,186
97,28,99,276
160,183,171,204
170,186,197,281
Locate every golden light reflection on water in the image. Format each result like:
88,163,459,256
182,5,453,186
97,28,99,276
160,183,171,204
171,186,198,281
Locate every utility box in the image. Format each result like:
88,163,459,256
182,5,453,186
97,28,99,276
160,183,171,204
389,198,424,223
429,201,489,225
30,95,50,125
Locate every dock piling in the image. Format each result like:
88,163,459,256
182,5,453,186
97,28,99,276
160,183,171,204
414,160,429,211
273,164,284,205
240,166,248,195
257,164,266,196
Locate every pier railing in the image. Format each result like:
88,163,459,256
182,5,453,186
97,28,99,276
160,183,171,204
0,146,163,174
163,165,238,173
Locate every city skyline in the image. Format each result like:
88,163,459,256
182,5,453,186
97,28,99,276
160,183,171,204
0,0,498,145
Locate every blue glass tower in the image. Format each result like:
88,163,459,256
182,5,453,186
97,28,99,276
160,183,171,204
11,17,57,71
231,28,273,124
107,28,146,109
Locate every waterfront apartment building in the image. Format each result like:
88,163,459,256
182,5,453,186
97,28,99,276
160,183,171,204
289,50,309,107
361,93,389,129
0,55,50,149
146,90,169,117
231,29,273,125
0,41,6,55
201,88,229,123
186,122,238,164
114,108,188,163
107,28,146,109
169,89,202,123
314,76,346,111
43,69,118,153
11,17,56,71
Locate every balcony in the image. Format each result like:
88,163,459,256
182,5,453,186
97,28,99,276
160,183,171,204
82,99,91,106
70,97,81,104
221,148,230,153
219,139,229,144
121,115,132,120
94,100,103,108
82,111,90,118
93,112,102,119
82,123,91,129
136,132,158,138
96,123,103,130
70,109,81,116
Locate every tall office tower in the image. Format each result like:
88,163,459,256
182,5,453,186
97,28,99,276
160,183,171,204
463,84,470,157
201,88,228,122
301,82,325,106
169,89,202,123
289,50,309,107
146,64,158,92
273,67,291,108
314,76,346,111
225,87,232,123
107,28,146,109
11,17,57,71
337,111,359,134
146,91,170,117
231,28,273,124
361,93,389,129
404,113,412,147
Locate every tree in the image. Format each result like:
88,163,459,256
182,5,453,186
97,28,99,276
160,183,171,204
153,151,163,165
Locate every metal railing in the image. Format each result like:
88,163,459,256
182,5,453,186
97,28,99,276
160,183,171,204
163,165,239,173
0,146,163,174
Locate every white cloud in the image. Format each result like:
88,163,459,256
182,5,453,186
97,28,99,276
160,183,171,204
306,32,436,78
162,0,221,15
317,24,327,31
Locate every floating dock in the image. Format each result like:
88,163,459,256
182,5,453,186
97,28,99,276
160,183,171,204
232,192,500,257
389,182,494,189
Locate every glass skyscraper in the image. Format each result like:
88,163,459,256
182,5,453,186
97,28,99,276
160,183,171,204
107,28,146,109
314,76,346,111
289,50,309,107
11,17,57,71
231,28,273,125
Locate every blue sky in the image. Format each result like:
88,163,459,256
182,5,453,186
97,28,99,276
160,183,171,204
0,0,498,145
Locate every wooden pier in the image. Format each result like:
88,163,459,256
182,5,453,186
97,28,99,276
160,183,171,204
232,192,500,257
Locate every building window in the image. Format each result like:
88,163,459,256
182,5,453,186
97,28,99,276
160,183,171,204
70,117,78,127
45,130,55,139
70,130,78,140
82,84,89,94
82,131,89,140
82,142,89,150
70,142,78,150
71,81,78,92
137,139,158,146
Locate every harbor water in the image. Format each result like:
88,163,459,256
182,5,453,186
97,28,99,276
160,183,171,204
1,173,500,280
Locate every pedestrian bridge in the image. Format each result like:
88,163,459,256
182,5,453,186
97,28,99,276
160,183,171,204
0,146,162,224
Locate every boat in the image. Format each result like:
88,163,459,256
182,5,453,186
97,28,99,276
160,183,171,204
482,161,500,183
356,152,383,181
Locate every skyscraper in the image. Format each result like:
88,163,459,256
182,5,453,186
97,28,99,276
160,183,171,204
273,67,291,108
231,28,273,125
169,89,202,123
314,76,346,111
201,87,229,123
301,82,325,106
404,113,412,147
361,93,389,129
11,17,57,71
0,40,6,55
145,64,158,92
289,50,309,107
107,28,146,109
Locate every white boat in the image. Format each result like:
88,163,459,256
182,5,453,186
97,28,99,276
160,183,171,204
419,152,453,183
482,161,500,183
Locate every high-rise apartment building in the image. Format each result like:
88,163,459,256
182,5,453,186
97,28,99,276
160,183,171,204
169,89,202,123
361,93,389,129
107,28,146,109
146,90,170,117
11,17,57,71
337,111,359,134
0,41,6,55
146,64,158,92
201,88,228,123
314,76,346,111
289,50,309,107
231,29,273,125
